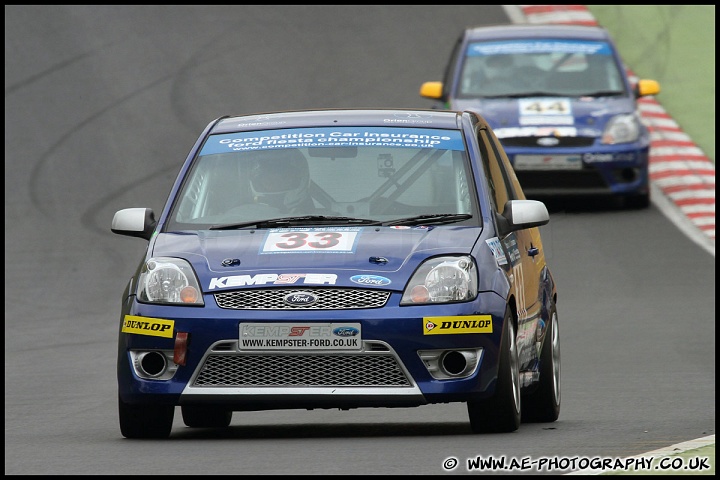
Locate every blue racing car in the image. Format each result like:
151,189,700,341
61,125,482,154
112,108,560,438
420,24,661,208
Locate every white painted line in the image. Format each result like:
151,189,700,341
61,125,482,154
638,102,671,114
681,204,716,214
649,160,715,172
652,146,710,157
645,117,682,129
564,434,716,475
691,217,716,227
666,189,716,201
654,176,715,189
650,130,693,142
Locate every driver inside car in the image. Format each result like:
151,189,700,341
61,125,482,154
246,148,315,214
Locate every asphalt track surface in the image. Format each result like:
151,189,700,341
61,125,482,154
4,5,715,475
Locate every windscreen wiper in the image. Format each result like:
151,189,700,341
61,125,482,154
497,92,566,99
383,213,472,227
210,215,382,230
580,90,625,97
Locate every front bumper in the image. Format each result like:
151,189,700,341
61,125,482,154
505,144,650,197
117,290,509,409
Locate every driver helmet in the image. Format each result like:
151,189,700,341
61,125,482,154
247,148,311,211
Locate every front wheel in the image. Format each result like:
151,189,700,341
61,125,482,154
521,307,561,423
467,306,521,433
118,396,174,439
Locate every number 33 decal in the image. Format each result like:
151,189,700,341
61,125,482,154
263,230,360,253
275,232,341,249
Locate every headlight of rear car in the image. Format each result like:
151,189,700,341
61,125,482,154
136,257,204,305
601,112,642,144
400,255,477,305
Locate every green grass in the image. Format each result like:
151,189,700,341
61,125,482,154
587,5,715,164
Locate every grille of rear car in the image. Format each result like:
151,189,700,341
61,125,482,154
214,288,391,310
193,342,411,387
515,170,609,190
500,136,595,148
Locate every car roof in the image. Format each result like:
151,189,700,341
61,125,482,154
462,23,611,42
210,108,468,134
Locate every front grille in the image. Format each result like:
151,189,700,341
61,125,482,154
193,346,411,387
214,288,391,310
516,170,609,190
500,136,595,148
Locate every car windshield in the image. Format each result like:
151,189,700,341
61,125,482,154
457,38,627,98
167,126,477,230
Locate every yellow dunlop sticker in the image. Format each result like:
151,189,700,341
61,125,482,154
122,315,174,338
423,315,493,335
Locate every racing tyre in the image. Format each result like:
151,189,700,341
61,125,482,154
118,396,174,439
467,307,521,433
181,406,232,428
521,307,561,423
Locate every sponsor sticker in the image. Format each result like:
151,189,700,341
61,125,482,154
201,127,465,154
423,315,493,335
467,40,612,57
122,315,174,338
519,98,572,116
485,237,508,266
502,233,521,266
583,152,638,163
350,275,391,286
494,126,577,139
519,115,574,126
209,273,337,290
239,322,362,350
514,154,582,171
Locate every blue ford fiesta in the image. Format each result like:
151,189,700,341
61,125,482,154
112,108,560,438
420,24,661,208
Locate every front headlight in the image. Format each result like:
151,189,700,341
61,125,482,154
400,255,478,305
137,257,204,305
601,112,642,144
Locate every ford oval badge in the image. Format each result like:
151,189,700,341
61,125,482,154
283,292,317,306
333,326,359,337
350,275,391,286
537,137,560,146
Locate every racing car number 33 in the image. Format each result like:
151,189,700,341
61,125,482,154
112,108,560,439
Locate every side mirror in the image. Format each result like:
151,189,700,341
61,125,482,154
419,81,444,100
111,208,156,240
635,79,661,98
496,200,549,236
